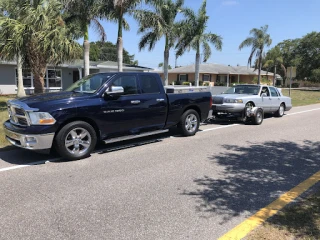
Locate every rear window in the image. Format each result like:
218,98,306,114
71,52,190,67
140,75,161,94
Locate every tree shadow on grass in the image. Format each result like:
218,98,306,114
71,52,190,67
182,140,320,224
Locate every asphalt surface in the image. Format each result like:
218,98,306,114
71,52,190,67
0,104,320,240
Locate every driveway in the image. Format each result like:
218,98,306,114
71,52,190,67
0,104,320,240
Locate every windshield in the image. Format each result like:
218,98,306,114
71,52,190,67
224,85,260,95
66,73,115,93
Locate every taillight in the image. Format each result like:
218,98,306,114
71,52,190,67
210,96,213,108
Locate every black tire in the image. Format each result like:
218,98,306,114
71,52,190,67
178,109,200,136
252,109,264,125
275,103,285,117
54,121,97,160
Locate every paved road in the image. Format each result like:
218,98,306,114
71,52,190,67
0,104,320,240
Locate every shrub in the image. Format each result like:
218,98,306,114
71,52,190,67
182,82,191,85
215,82,225,86
203,82,210,86
311,69,320,83
291,82,300,88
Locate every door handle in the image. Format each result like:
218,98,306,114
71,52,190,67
156,98,165,102
131,100,140,104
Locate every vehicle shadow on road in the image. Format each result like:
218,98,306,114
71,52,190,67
181,140,320,224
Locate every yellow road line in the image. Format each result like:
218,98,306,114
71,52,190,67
219,170,320,240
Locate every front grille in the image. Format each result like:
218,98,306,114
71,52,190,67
8,106,29,126
213,97,224,104
14,108,25,116
17,118,28,125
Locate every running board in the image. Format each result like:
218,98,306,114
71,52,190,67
104,129,169,144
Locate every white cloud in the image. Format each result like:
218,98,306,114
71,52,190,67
221,0,239,6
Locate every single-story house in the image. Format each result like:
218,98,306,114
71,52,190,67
0,59,153,95
156,63,282,86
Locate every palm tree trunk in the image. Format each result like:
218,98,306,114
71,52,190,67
273,65,276,86
195,44,200,86
117,14,123,72
16,53,26,97
33,67,46,94
258,54,262,85
83,25,90,77
163,36,169,86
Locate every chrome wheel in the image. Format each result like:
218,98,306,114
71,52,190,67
279,104,284,116
65,128,92,156
256,111,263,124
185,113,198,133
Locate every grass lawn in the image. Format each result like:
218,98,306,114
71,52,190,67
281,89,320,106
0,95,16,149
247,191,320,240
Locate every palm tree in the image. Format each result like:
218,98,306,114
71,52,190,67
134,0,183,85
263,46,286,86
176,0,222,86
63,0,106,77
0,0,27,97
101,0,142,72
239,25,272,85
2,0,81,93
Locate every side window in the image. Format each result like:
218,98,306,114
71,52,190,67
269,87,279,97
140,75,161,94
261,87,270,96
112,75,138,95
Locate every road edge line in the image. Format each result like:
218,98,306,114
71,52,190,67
218,170,320,240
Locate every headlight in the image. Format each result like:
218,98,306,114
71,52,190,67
28,112,56,125
224,99,243,103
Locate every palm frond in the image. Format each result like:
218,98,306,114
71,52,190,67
138,31,158,51
202,40,211,62
203,33,222,51
91,18,106,41
239,37,254,50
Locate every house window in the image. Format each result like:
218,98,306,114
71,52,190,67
15,69,33,88
179,74,187,81
15,68,62,89
47,69,62,88
202,74,210,81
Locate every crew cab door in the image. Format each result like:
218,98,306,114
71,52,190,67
136,74,168,132
100,74,143,138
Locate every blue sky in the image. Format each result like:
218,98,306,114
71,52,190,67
86,0,320,69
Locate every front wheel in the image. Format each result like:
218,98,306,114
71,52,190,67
252,108,264,125
178,109,200,136
54,121,97,160
275,103,285,117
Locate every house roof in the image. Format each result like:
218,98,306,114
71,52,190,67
161,63,280,77
0,59,153,71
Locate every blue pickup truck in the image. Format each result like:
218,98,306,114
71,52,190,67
4,72,212,160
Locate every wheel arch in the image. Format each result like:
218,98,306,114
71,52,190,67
55,117,101,141
183,105,201,120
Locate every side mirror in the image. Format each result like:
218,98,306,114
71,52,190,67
104,86,124,98
261,93,267,97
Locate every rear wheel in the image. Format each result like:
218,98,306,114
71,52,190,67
275,103,285,117
178,109,200,136
54,121,97,160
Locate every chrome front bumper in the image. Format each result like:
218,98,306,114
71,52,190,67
4,128,54,150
